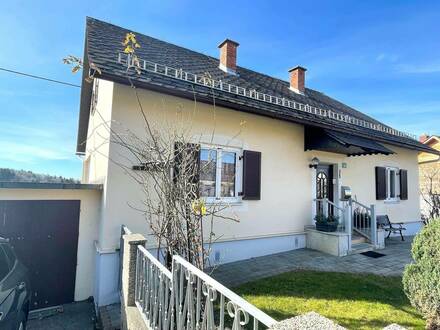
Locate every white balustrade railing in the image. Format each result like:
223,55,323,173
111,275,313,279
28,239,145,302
351,200,377,246
314,198,378,250
315,198,347,233
117,52,417,141
135,246,277,330
135,246,173,329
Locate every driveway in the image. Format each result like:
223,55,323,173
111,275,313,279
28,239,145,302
27,300,96,330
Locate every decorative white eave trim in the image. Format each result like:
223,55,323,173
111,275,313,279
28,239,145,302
117,52,417,141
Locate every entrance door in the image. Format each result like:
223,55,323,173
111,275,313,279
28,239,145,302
316,165,334,214
0,200,80,310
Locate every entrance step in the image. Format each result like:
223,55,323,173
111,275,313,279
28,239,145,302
349,242,374,254
352,233,367,244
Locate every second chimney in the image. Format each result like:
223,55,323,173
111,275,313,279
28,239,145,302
419,134,430,143
218,39,239,74
288,66,307,94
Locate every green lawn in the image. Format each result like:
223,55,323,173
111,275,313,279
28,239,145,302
234,270,424,330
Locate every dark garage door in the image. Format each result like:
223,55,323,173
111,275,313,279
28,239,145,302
0,200,80,310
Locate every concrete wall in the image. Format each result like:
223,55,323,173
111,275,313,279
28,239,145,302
0,187,101,301
306,229,350,257
83,78,114,185
82,79,115,261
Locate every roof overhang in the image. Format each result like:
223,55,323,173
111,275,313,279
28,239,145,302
76,29,93,154
304,127,394,156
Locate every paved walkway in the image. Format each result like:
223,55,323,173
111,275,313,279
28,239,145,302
27,300,96,330
99,303,121,330
211,237,413,287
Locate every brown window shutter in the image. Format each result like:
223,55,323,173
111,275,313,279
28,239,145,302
375,166,386,200
400,169,408,200
242,150,261,200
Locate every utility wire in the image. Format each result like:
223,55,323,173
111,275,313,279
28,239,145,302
0,67,81,88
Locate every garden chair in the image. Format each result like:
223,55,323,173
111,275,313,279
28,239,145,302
376,215,406,241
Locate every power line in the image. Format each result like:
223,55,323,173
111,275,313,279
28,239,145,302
0,67,81,88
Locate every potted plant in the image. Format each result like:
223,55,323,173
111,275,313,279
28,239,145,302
315,214,339,232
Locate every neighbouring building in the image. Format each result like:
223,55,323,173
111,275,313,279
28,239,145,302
418,135,440,219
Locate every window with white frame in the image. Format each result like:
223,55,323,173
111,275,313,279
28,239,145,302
386,167,400,201
199,146,241,202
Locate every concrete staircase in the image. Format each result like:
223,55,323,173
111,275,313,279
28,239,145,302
350,233,374,254
352,233,367,244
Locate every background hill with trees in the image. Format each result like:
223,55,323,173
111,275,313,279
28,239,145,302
0,168,79,183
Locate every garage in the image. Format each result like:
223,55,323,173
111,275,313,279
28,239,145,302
0,200,80,310
0,182,102,312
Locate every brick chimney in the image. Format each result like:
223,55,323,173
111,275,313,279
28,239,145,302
419,134,430,143
288,66,307,94
218,39,239,74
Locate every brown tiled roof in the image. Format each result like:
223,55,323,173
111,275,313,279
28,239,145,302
77,17,437,155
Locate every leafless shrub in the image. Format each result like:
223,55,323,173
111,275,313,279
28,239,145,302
66,32,241,269
420,162,440,224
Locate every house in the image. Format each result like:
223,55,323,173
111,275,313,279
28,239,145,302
418,135,440,219
75,17,438,307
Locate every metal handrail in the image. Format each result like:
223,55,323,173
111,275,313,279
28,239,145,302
135,246,173,329
117,52,417,141
351,200,377,245
314,198,347,234
173,255,277,328
133,244,277,329
121,224,132,235
314,198,345,212
351,199,370,210
139,246,172,279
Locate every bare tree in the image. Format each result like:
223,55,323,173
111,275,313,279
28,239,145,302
65,32,240,269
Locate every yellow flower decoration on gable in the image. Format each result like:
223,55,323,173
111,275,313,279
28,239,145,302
123,32,141,54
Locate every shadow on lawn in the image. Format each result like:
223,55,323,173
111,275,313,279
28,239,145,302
233,270,425,330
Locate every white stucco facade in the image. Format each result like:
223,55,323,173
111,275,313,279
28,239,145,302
83,79,422,306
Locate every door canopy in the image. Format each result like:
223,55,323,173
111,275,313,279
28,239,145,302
304,127,394,156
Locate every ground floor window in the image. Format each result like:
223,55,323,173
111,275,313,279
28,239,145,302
199,146,241,202
386,167,400,201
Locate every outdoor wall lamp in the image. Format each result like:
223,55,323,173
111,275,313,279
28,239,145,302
309,157,320,169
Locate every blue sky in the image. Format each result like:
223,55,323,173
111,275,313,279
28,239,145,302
0,1,439,179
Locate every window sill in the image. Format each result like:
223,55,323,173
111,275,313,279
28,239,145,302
203,198,242,206
384,199,400,204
